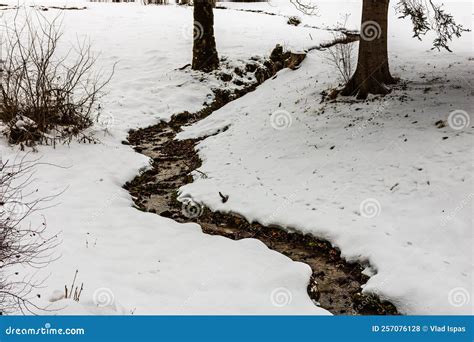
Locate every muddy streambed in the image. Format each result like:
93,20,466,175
124,48,398,315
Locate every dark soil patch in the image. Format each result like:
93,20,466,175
124,48,398,316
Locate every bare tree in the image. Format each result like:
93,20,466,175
340,0,467,99
293,0,467,99
192,0,219,72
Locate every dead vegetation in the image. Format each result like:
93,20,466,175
0,154,59,314
0,10,112,147
64,270,83,302
323,15,357,84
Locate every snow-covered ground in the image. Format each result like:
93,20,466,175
1,0,335,315
178,1,474,315
0,0,472,315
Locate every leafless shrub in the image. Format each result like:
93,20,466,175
324,39,356,84
324,15,356,84
0,10,113,147
0,154,59,314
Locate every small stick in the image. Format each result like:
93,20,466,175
76,283,84,302
69,270,78,299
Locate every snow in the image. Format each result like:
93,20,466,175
0,0,337,315
1,0,472,315
178,1,473,315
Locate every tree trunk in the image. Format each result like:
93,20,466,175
341,0,396,99
192,0,219,72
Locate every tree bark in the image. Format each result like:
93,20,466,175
192,0,219,72
341,0,396,99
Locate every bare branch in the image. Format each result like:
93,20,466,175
0,8,113,147
0,154,60,314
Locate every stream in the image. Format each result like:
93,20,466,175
124,47,399,315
